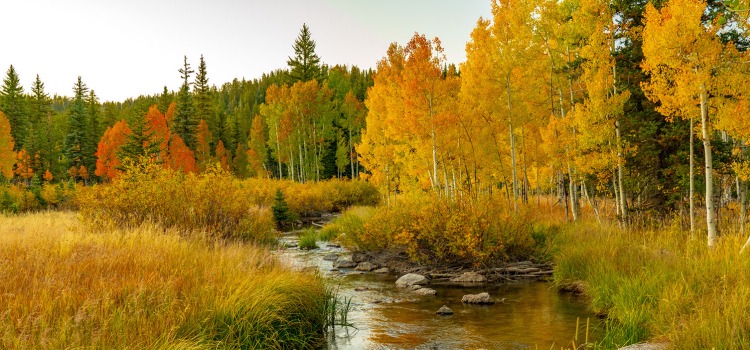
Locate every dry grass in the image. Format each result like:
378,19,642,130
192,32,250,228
0,211,330,349
554,220,750,348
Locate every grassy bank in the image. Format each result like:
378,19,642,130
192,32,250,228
0,211,332,349
554,222,750,348
322,195,553,266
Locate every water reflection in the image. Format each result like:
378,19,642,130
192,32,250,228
276,235,601,349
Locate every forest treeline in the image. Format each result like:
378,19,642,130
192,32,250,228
0,23,373,188
2,0,750,240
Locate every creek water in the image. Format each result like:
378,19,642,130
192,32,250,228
276,232,602,350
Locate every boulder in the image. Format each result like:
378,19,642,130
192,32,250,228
333,259,357,268
414,288,437,296
462,292,495,305
355,261,379,272
395,273,429,287
409,285,423,291
373,267,390,274
436,305,454,315
451,272,486,283
323,254,339,261
351,251,370,263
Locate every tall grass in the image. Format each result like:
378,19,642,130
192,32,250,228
0,211,333,349
554,221,750,348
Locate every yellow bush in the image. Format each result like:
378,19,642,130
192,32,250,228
331,194,541,266
78,162,276,243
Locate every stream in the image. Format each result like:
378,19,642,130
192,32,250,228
276,231,602,349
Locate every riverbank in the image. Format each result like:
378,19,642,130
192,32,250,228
554,221,750,349
0,211,333,349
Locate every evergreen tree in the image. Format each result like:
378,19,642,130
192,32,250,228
87,90,102,170
64,77,90,175
29,74,49,126
117,111,159,166
193,55,217,146
0,65,28,150
287,24,323,83
158,86,172,113
175,56,196,148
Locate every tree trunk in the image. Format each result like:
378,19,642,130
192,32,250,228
274,122,282,179
700,83,717,248
690,116,695,238
616,121,627,224
349,128,354,179
508,75,519,213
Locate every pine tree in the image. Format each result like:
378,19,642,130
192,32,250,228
0,65,28,150
175,56,196,148
64,77,90,174
194,55,215,140
86,90,101,172
117,110,160,166
29,75,49,126
287,24,323,83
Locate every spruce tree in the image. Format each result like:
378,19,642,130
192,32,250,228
117,112,159,166
193,54,216,146
64,77,90,173
29,75,49,126
0,65,28,150
86,90,101,172
287,24,323,83
175,56,196,148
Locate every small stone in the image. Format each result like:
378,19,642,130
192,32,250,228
395,273,429,287
462,292,495,305
355,261,379,272
414,288,437,296
323,254,339,261
351,251,370,263
410,284,423,291
373,267,390,274
333,259,357,268
451,272,486,283
436,305,454,315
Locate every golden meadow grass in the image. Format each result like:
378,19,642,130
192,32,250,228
0,211,330,349
554,221,750,348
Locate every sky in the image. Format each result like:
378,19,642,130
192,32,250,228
1,0,492,102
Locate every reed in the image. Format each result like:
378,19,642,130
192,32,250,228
0,211,333,349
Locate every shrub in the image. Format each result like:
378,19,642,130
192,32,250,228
272,188,290,228
298,228,319,250
329,196,542,266
77,161,276,243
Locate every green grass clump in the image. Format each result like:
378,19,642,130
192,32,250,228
0,211,333,349
554,222,750,349
299,228,319,250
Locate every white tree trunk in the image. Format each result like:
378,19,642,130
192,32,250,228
700,83,717,247
508,75,519,212
690,116,695,238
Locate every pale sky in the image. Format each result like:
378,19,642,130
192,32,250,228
1,0,492,102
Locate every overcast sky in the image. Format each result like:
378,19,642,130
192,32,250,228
0,0,492,102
